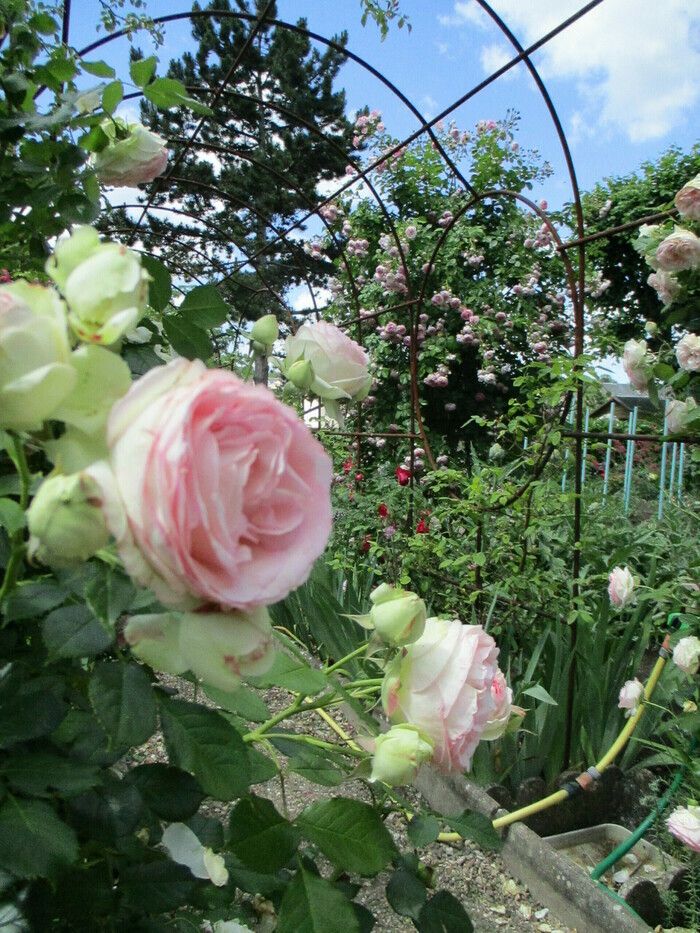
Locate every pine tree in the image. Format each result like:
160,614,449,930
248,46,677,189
120,0,354,325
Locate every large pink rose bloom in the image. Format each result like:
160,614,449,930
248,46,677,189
89,359,332,610
655,228,700,272
666,805,700,853
381,618,500,773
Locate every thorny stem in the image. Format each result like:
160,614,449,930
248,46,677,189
0,435,31,608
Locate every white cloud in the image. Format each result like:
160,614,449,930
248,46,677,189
481,0,700,143
479,42,517,80
438,2,489,29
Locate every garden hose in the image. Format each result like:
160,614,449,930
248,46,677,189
590,736,697,881
492,633,671,831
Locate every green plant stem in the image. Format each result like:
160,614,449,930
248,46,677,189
243,691,340,742
0,435,31,607
256,731,365,758
326,643,369,674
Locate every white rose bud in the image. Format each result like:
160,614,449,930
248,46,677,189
368,583,427,646
675,333,700,373
46,226,150,345
27,472,110,568
674,174,700,222
370,724,434,785
655,228,700,273
92,119,168,188
250,314,279,355
0,281,77,430
608,566,635,608
673,636,700,676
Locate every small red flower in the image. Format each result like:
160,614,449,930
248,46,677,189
343,459,353,474
361,534,372,552
395,466,411,486
378,503,389,518
416,518,429,534
0,269,11,283
355,472,364,482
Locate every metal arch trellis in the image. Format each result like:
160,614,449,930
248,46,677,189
61,0,697,768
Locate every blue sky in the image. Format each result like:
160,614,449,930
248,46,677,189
67,0,700,208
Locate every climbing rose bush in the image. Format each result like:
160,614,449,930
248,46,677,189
92,118,168,187
381,618,501,772
88,358,333,610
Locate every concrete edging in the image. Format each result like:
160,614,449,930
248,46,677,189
413,767,651,933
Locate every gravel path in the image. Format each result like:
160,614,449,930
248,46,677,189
127,676,575,933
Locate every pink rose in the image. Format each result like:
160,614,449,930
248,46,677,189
89,359,332,610
666,805,700,853
655,228,700,272
617,678,643,717
608,566,635,608
481,670,525,740
647,270,679,306
381,617,500,772
675,333,700,372
93,120,169,188
674,174,700,222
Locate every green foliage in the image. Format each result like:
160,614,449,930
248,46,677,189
296,797,397,875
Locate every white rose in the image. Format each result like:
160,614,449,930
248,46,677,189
666,398,697,435
46,226,150,345
617,678,644,717
647,270,679,306
673,636,700,676
0,281,77,430
655,228,700,273
622,339,651,391
608,566,635,608
92,119,168,187
283,320,371,402
676,333,700,373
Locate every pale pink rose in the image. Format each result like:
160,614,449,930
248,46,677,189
93,120,169,187
666,805,700,853
672,635,700,676
481,670,525,740
675,333,700,372
284,321,371,401
617,678,643,717
381,617,500,772
88,359,332,610
655,228,700,272
666,398,697,435
622,339,651,391
674,174,700,222
647,270,679,306
608,566,635,608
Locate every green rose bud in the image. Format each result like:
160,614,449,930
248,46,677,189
27,472,110,568
368,583,427,646
370,724,434,785
0,281,77,430
488,442,505,461
286,358,315,391
644,320,658,335
46,226,150,345
250,314,279,354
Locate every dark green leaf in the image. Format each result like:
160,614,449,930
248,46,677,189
162,313,212,361
42,604,113,659
120,860,196,912
296,798,396,875
227,854,286,896
270,739,346,787
1,750,100,797
130,56,158,88
0,498,24,535
407,814,440,847
81,59,116,78
277,865,361,933
141,255,172,312
78,123,110,153
160,698,251,800
126,764,204,821
178,284,229,328
0,799,78,879
447,811,503,852
228,795,299,872
204,684,270,722
101,80,123,116
251,652,327,696
85,566,136,626
0,684,66,749
4,580,67,620
248,747,278,784
416,890,473,933
69,776,143,843
88,661,156,752
386,869,426,920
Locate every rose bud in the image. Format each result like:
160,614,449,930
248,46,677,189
370,724,434,785
250,314,279,355
608,566,635,608
286,358,314,391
